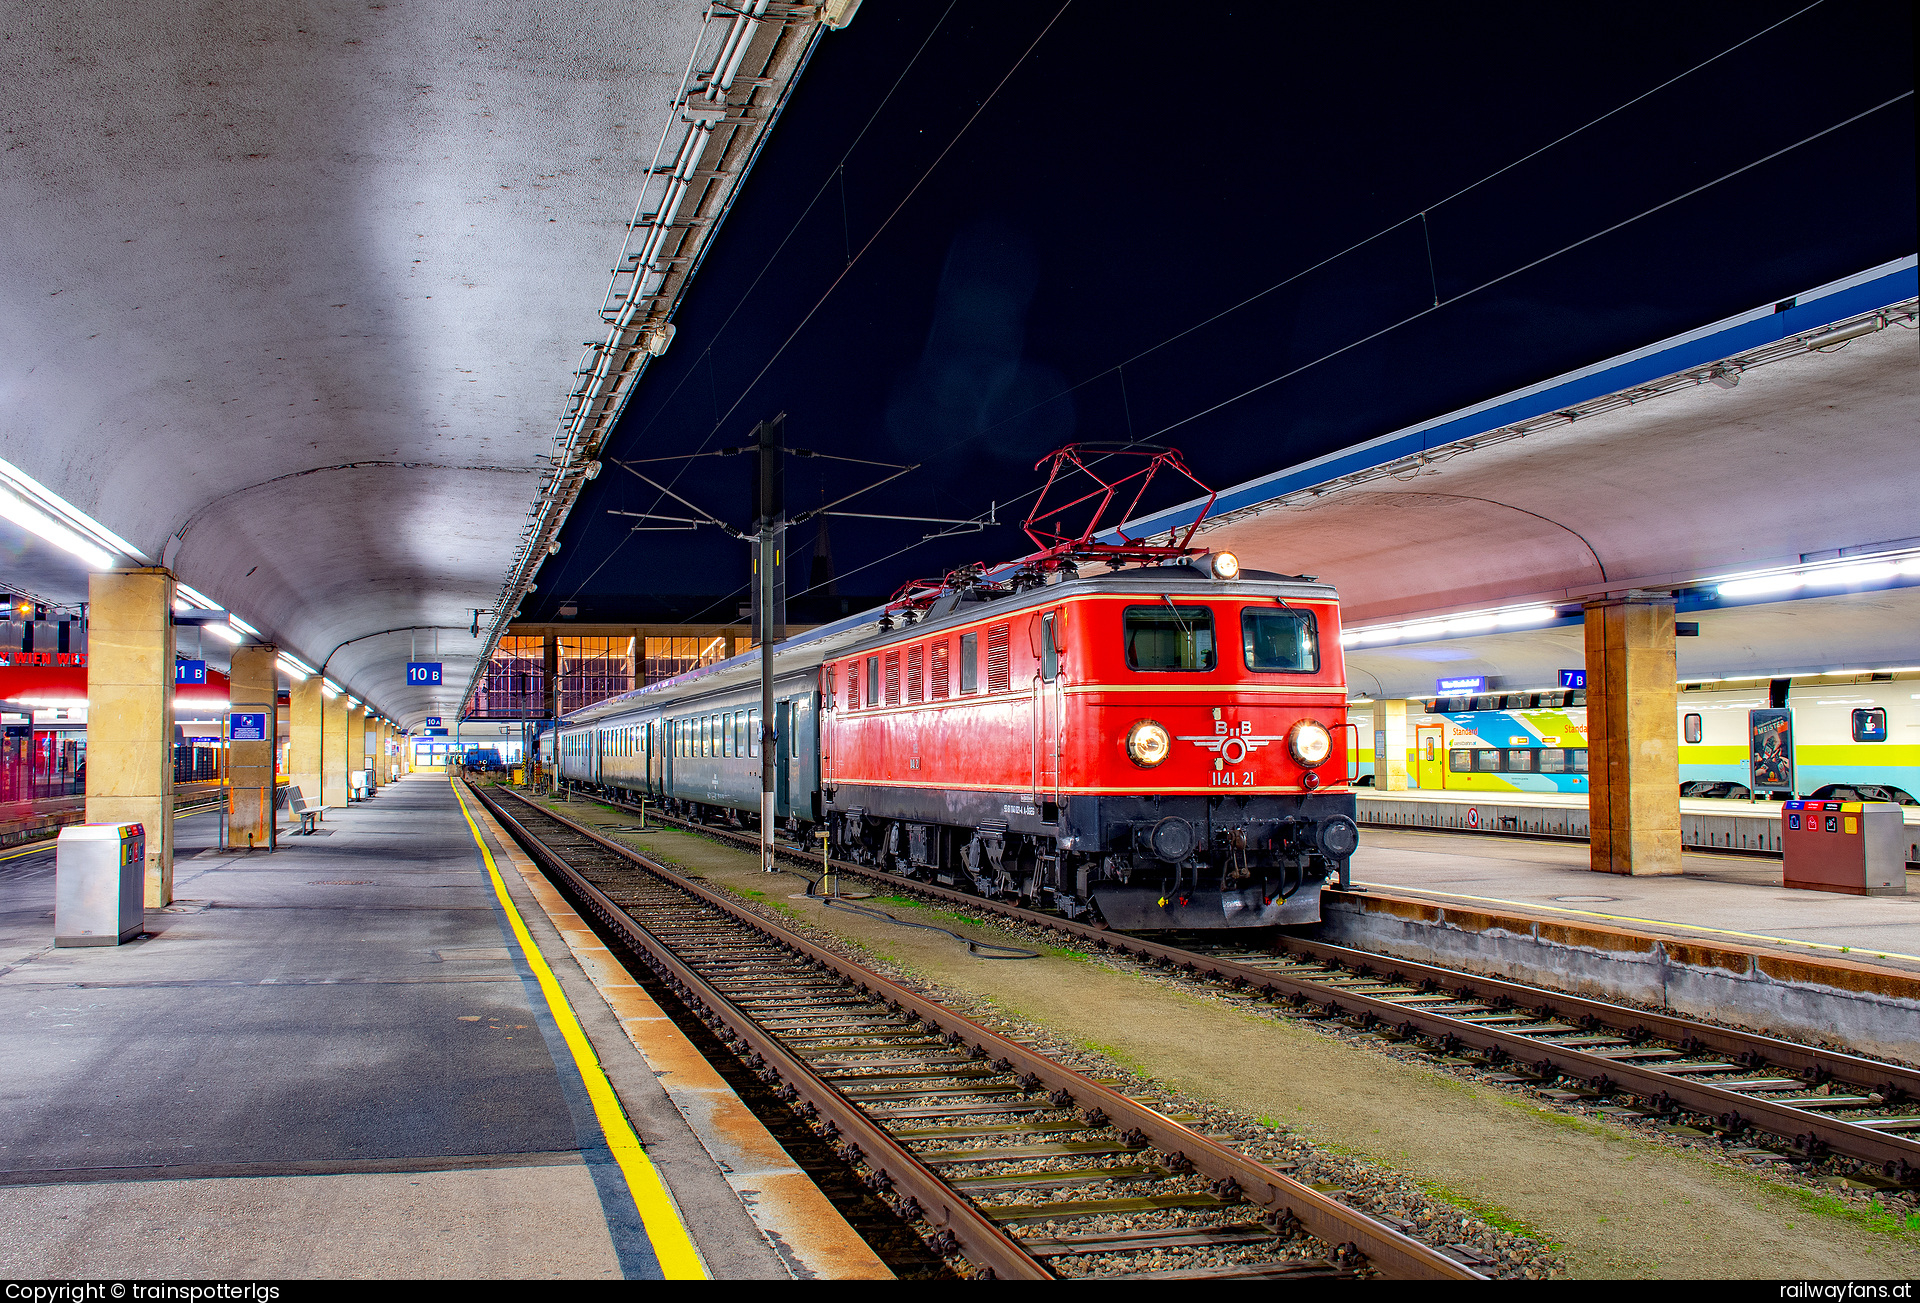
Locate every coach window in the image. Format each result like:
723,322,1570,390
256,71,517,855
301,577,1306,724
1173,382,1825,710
748,708,760,757
1853,708,1888,742
1474,749,1503,772
735,712,746,755
1570,749,1589,772
723,712,733,757
1539,748,1566,773
1123,604,1216,671
960,632,978,693
1449,749,1474,773
1242,607,1319,673
1506,749,1535,772
867,656,880,706
1683,713,1703,745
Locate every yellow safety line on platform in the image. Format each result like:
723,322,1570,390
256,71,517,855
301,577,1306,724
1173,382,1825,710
451,779,707,1280
1352,880,1920,965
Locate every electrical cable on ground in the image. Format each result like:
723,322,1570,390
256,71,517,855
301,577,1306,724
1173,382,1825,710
785,868,1040,958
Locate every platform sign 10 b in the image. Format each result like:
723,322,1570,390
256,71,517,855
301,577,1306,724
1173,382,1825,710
406,662,442,686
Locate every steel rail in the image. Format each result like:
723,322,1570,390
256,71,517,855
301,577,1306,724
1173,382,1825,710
598,794,1920,1172
481,784,1478,1280
475,788,1047,1280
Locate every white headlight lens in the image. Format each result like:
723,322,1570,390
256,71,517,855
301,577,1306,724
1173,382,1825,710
1289,719,1332,767
1127,719,1172,767
1210,550,1240,580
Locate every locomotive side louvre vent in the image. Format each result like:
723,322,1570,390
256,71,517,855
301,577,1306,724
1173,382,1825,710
930,639,949,700
846,660,859,710
988,624,1011,693
885,651,901,706
907,644,923,704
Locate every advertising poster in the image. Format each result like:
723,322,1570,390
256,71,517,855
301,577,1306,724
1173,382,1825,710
1749,708,1794,793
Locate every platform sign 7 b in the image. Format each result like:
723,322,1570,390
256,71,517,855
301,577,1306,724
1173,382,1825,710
406,662,442,686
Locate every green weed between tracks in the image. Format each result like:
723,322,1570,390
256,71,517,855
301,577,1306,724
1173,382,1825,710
1420,1181,1559,1247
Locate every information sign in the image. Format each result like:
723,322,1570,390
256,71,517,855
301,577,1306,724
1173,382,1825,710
1436,675,1486,695
423,728,449,737
1559,669,1587,690
1749,707,1795,794
406,662,443,686
176,660,207,685
229,711,268,741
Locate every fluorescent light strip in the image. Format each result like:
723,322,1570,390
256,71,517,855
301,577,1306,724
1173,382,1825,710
1714,548,1920,599
204,622,242,645
0,456,145,562
1342,603,1560,646
275,658,309,681
0,484,115,571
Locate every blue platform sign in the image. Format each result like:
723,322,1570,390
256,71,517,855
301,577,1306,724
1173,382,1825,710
228,711,268,741
1560,669,1587,689
1436,675,1486,695
176,660,206,685
406,662,443,686
423,728,449,737
423,716,443,728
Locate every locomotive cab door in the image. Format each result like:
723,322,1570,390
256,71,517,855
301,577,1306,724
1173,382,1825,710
1415,724,1444,790
1034,610,1064,809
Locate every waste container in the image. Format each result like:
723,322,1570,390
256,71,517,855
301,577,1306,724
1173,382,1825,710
1782,800,1906,896
55,822,146,946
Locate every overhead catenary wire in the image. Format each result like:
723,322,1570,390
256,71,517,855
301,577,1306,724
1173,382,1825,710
666,86,1916,626
551,1,962,607
939,0,1842,453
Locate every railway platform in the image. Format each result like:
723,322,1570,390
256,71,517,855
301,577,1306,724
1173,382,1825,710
0,774,886,1280
1335,827,1920,1062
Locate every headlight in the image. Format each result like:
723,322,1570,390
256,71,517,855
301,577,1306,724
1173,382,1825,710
1288,719,1332,767
1200,550,1240,580
1126,719,1172,767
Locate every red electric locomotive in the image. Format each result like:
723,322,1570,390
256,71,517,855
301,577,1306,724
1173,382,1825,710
820,446,1358,929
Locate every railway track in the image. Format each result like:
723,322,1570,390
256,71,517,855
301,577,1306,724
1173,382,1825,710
556,786,1920,1187
469,782,1479,1281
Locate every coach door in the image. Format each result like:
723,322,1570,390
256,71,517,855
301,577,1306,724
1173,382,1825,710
1415,724,1444,790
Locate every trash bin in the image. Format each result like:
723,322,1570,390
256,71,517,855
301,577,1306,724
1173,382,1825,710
55,822,146,946
1782,800,1907,896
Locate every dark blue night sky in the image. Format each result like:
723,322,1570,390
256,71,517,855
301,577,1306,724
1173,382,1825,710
527,0,1915,624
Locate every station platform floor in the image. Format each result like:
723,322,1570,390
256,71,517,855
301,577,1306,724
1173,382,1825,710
0,775,883,1279
1349,826,1920,973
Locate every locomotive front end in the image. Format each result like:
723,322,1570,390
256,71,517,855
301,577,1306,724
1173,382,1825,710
1064,582,1358,929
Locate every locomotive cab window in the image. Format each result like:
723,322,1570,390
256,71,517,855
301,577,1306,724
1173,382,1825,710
867,656,880,707
959,632,978,693
1241,607,1319,673
1124,605,1215,672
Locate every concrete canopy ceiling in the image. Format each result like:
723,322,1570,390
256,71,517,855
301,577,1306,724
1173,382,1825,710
1198,319,1918,627
0,0,739,723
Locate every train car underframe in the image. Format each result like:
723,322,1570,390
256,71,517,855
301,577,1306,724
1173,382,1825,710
825,786,1360,930
560,779,1360,930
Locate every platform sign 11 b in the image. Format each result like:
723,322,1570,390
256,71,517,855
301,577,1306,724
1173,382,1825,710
406,662,442,686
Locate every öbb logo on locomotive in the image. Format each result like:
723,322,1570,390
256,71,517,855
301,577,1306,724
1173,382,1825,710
547,444,1362,933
